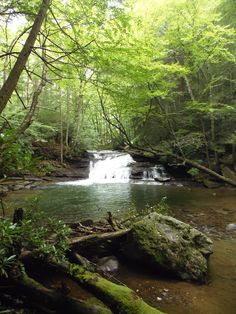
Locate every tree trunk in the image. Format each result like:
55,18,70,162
126,147,236,187
210,112,219,170
200,118,210,168
174,154,236,186
3,15,10,84
232,143,236,171
65,88,70,150
59,90,64,164
72,93,83,149
184,75,195,101
16,48,47,135
0,0,51,114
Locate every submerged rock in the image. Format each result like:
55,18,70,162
122,213,213,282
226,223,236,231
96,256,119,275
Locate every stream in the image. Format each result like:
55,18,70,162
4,151,236,314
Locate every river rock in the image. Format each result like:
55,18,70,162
203,179,221,188
221,165,236,182
96,256,119,275
154,177,171,183
121,213,213,282
130,162,154,179
226,223,236,231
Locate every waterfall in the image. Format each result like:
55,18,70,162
88,151,135,183
57,150,170,186
143,165,170,181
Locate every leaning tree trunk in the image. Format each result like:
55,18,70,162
0,0,51,114
127,146,236,187
174,154,236,186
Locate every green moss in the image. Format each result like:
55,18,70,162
143,152,155,158
70,264,164,314
122,213,212,282
86,297,112,314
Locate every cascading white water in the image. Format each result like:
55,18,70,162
57,150,170,186
58,151,135,185
143,165,169,181
88,151,135,183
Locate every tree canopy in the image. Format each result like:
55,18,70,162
0,0,236,174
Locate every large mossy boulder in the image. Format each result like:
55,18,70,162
121,213,213,282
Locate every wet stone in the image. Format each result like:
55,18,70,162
226,223,236,231
122,213,213,282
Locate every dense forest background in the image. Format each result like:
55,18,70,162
0,0,236,178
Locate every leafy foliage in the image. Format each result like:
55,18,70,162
140,197,170,216
0,211,71,278
187,167,200,178
0,0,236,170
124,197,170,227
0,130,35,176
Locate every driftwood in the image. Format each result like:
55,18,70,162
107,211,120,231
70,229,130,247
67,221,113,236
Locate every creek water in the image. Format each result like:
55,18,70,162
4,151,236,314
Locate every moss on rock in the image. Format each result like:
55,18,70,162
122,213,213,282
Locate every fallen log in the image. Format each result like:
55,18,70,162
70,229,130,247
18,252,163,313
49,260,163,314
9,263,111,314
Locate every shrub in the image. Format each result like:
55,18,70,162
0,210,71,278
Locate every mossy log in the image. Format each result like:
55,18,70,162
52,261,164,314
9,263,111,314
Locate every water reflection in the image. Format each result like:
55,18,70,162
5,184,236,234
